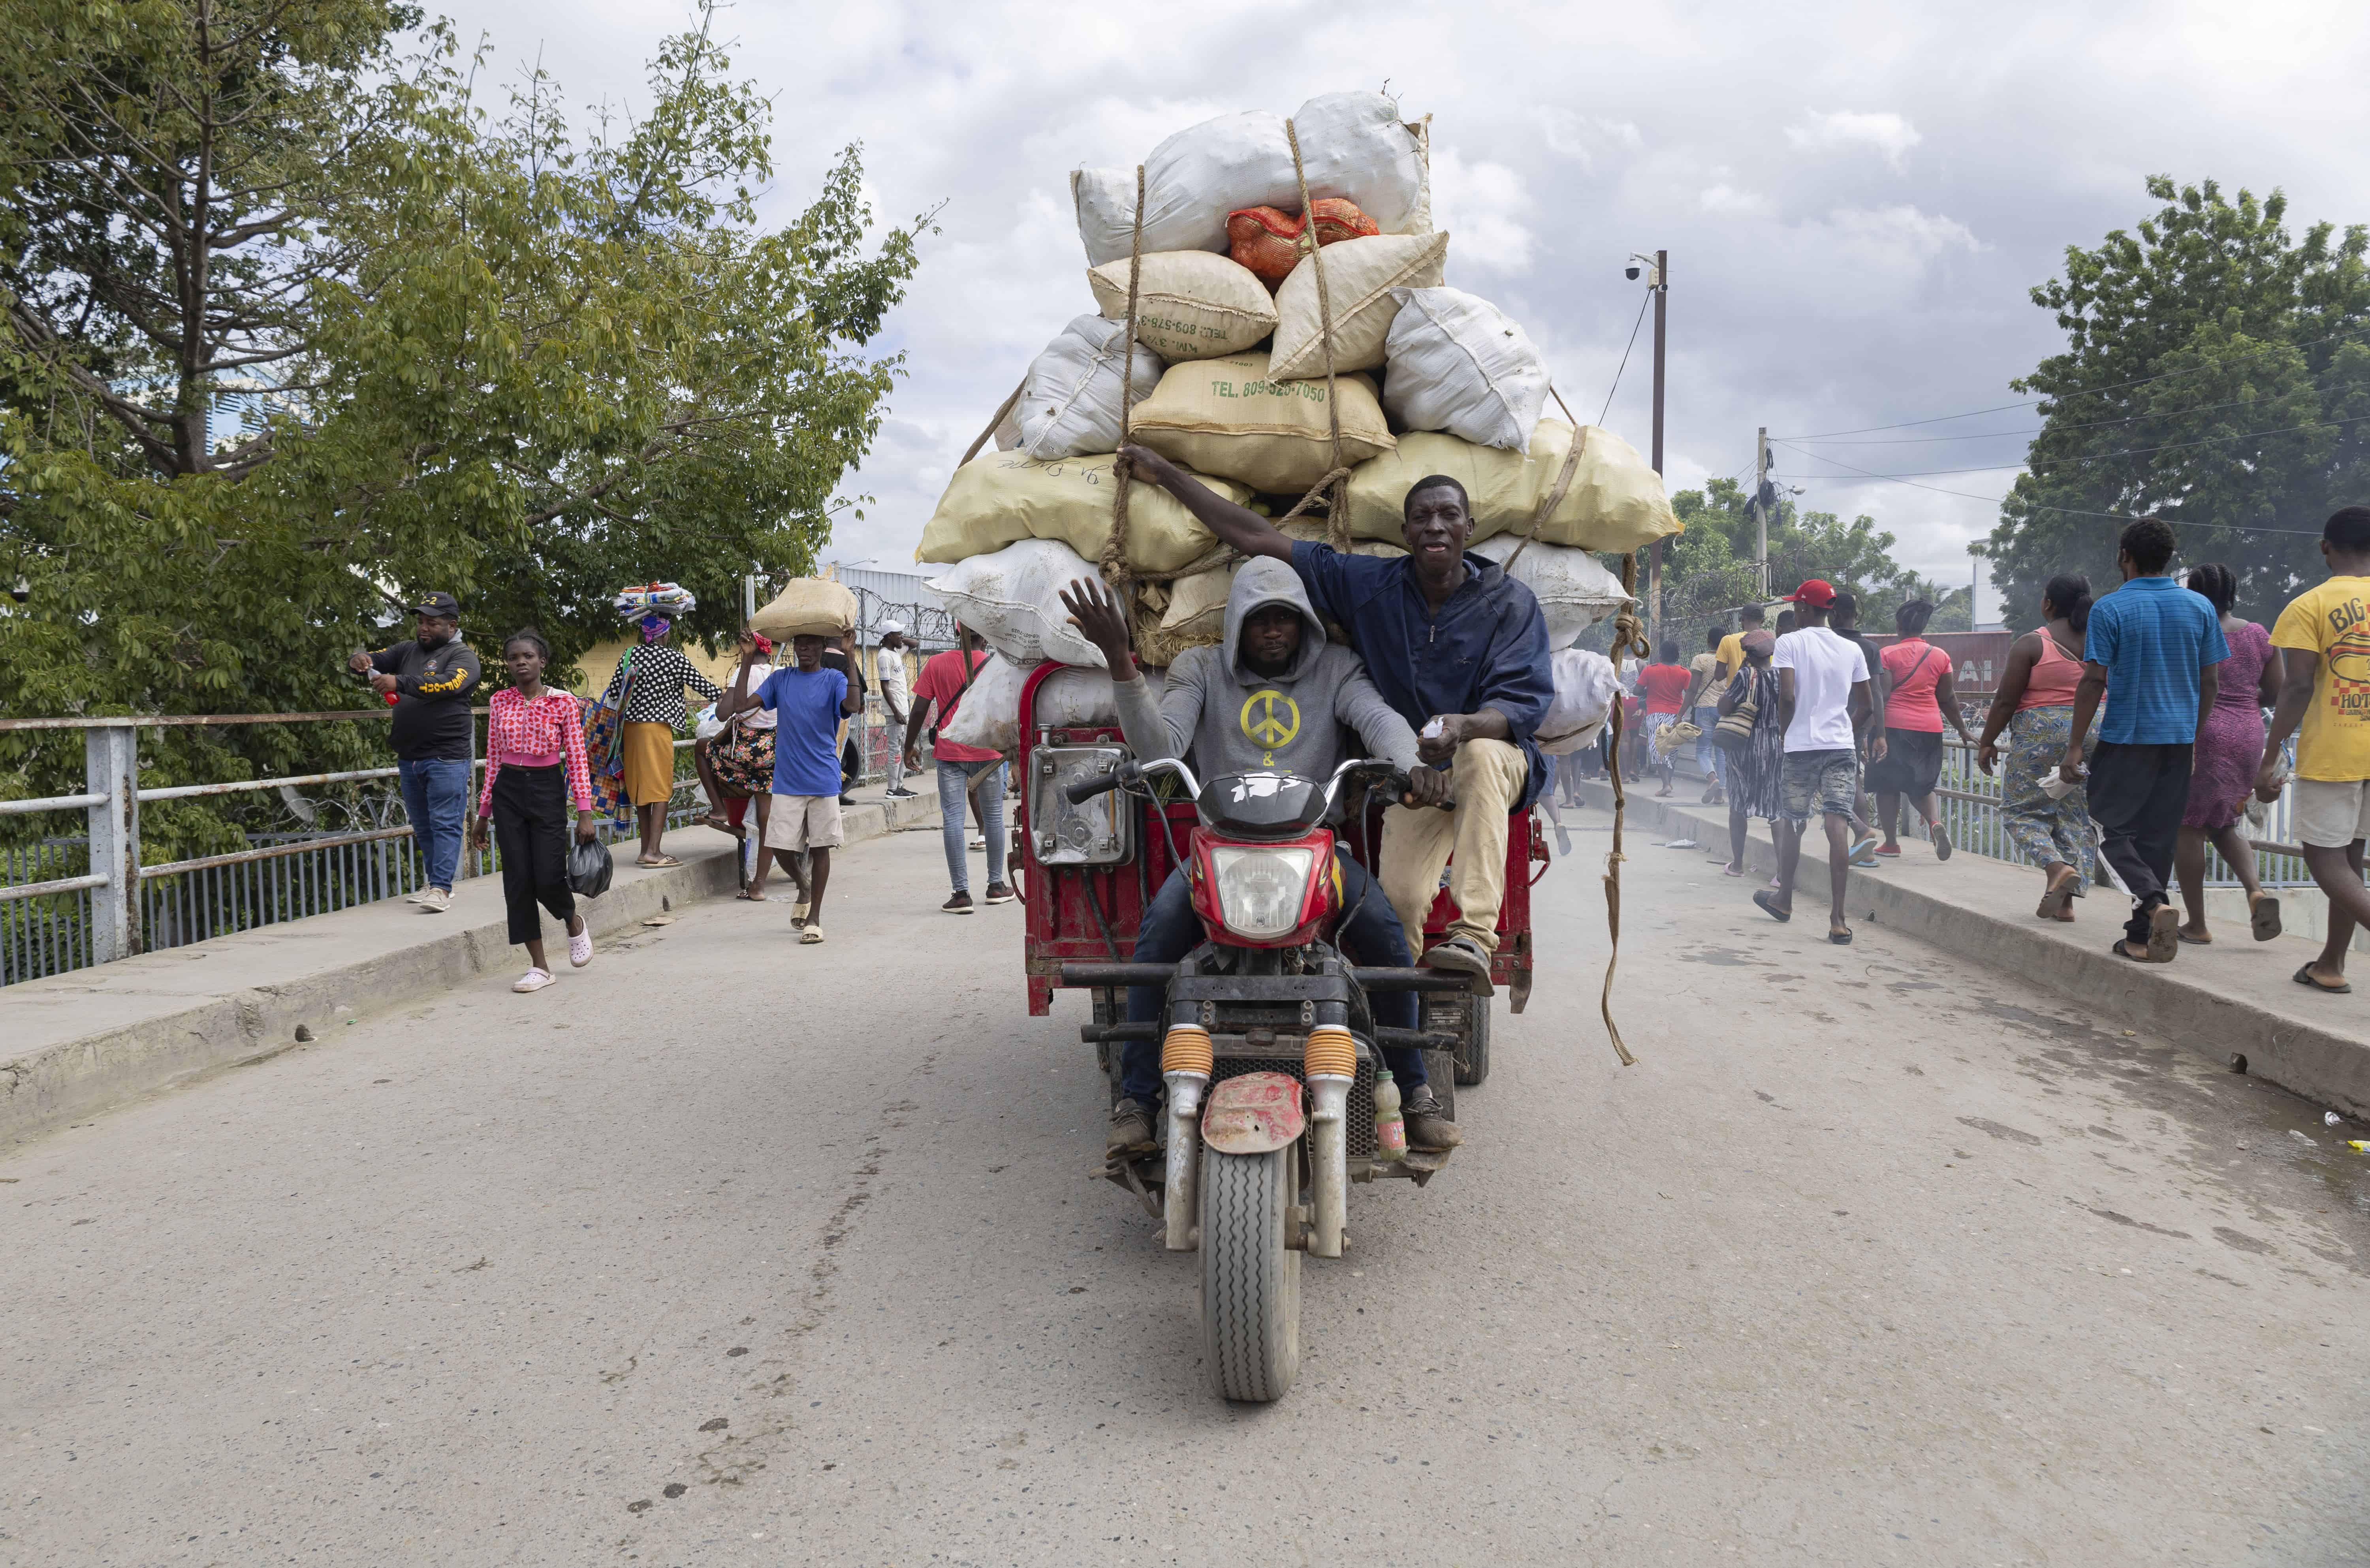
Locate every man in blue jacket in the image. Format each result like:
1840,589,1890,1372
1120,446,1554,990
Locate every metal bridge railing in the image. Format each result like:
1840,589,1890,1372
0,708,709,987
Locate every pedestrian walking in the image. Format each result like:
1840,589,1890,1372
1638,641,1693,798
1684,626,1729,804
599,584,721,869
698,632,778,857
901,632,1012,913
1757,580,1880,943
2172,563,2283,945
468,631,596,992
1974,575,2099,921
1715,603,1767,681
714,632,863,942
2062,519,2230,964
875,624,918,799
348,591,480,914
1868,599,1976,859
1717,628,1782,877
2259,505,2370,995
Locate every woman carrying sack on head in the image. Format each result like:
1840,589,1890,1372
1716,629,1784,878
600,583,721,868
470,630,599,993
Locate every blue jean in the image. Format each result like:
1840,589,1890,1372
398,757,471,892
1694,705,1726,791
1118,856,1424,1105
937,757,1006,894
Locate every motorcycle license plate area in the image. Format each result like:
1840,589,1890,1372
1028,744,1134,865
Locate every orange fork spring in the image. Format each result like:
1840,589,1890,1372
1161,1025,1214,1077
1303,1024,1356,1080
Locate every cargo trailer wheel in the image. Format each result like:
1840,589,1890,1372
1453,994,1491,1086
1200,1143,1300,1402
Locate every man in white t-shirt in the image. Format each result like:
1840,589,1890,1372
1758,579,1883,944
874,623,917,799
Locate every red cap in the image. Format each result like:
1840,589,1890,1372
1785,579,1836,609
748,633,775,656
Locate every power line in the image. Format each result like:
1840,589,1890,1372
1598,290,1652,427
1769,321,2370,440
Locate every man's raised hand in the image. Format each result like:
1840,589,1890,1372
1058,577,1136,675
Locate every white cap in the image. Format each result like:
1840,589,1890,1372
877,620,907,637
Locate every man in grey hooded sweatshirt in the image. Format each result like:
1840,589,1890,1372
1061,562,1461,1157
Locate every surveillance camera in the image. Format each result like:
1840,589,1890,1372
1624,265,1640,281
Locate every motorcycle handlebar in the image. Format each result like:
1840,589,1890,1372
1063,768,1124,805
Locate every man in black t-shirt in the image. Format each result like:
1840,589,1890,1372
349,592,482,912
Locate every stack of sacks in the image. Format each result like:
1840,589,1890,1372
917,90,1682,726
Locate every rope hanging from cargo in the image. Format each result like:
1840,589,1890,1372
1597,555,1648,1068
1283,117,1352,553
1100,164,1149,602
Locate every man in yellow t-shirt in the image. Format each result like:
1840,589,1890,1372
1715,603,1768,681
2260,504,2370,995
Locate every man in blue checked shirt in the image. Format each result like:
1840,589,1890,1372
2062,517,2229,964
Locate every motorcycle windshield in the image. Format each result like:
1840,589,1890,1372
1196,771,1324,840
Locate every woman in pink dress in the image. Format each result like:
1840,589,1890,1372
2174,563,2284,944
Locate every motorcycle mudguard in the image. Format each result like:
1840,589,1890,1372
1200,1071,1307,1154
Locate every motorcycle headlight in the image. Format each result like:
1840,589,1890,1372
1208,845,1316,938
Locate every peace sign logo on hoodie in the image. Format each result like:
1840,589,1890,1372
1240,689,1301,764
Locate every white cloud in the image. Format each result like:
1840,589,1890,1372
1528,107,1643,169
1698,183,1773,217
1428,150,1535,275
1822,205,1983,267
1786,109,1923,170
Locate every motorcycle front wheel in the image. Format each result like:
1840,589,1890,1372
1200,1142,1301,1402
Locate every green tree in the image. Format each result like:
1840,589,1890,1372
1986,177,2370,624
0,0,926,856
1657,476,1925,640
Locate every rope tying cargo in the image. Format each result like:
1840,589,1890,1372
1284,118,1351,552
1101,164,1148,600
1501,385,1589,575
1595,555,1651,1068
958,379,1027,466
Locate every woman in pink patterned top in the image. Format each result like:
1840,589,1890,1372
468,630,599,993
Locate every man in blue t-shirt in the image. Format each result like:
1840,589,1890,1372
716,631,863,944
2062,517,2229,963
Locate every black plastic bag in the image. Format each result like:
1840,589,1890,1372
567,837,614,899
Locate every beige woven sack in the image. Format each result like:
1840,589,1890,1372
916,451,1251,577
750,577,857,640
1087,251,1279,363
1156,562,1235,643
1267,231,1448,380
1343,419,1682,553
1128,353,1395,494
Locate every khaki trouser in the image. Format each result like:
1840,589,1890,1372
1379,738,1527,955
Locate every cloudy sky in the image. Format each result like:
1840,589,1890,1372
433,0,2370,614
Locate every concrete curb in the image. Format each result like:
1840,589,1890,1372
1,788,945,1147
1581,781,2370,1119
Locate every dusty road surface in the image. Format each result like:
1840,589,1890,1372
5,815,2366,1566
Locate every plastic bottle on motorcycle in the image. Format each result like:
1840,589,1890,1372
1372,1067,1407,1162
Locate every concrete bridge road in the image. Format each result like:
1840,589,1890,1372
4,818,2365,1566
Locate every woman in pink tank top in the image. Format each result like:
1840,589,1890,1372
1973,575,2100,921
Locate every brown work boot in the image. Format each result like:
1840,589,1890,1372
1403,1084,1462,1150
1106,1099,1157,1158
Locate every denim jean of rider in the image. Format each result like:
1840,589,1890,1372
1118,853,1425,1105
935,757,1006,893
398,757,471,893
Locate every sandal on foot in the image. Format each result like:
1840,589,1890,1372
2178,927,2214,945
799,923,824,945
1753,889,1791,923
2293,964,2351,994
2145,904,2181,962
2251,892,2283,942
1930,822,1952,861
2036,871,2078,921
2110,939,2152,963
1829,927,1854,945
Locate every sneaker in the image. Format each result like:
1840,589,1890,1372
512,967,553,993
968,835,987,851
839,794,855,806
885,786,918,799
942,891,975,914
1420,934,1495,996
983,884,1014,905
1403,1085,1463,1150
568,927,592,968
419,886,452,914
1929,821,1953,861
1107,1099,1158,1157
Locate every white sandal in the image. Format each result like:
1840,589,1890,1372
512,967,553,993
567,927,592,968
799,923,824,945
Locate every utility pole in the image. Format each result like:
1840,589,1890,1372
1753,427,1769,600
1648,248,1667,647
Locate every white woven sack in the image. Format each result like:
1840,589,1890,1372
937,653,1025,753
1268,231,1448,380
1537,648,1621,755
1086,252,1276,363
1016,315,1164,460
1472,535,1632,649
1382,287,1551,452
1070,92,1428,265
924,539,1107,669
